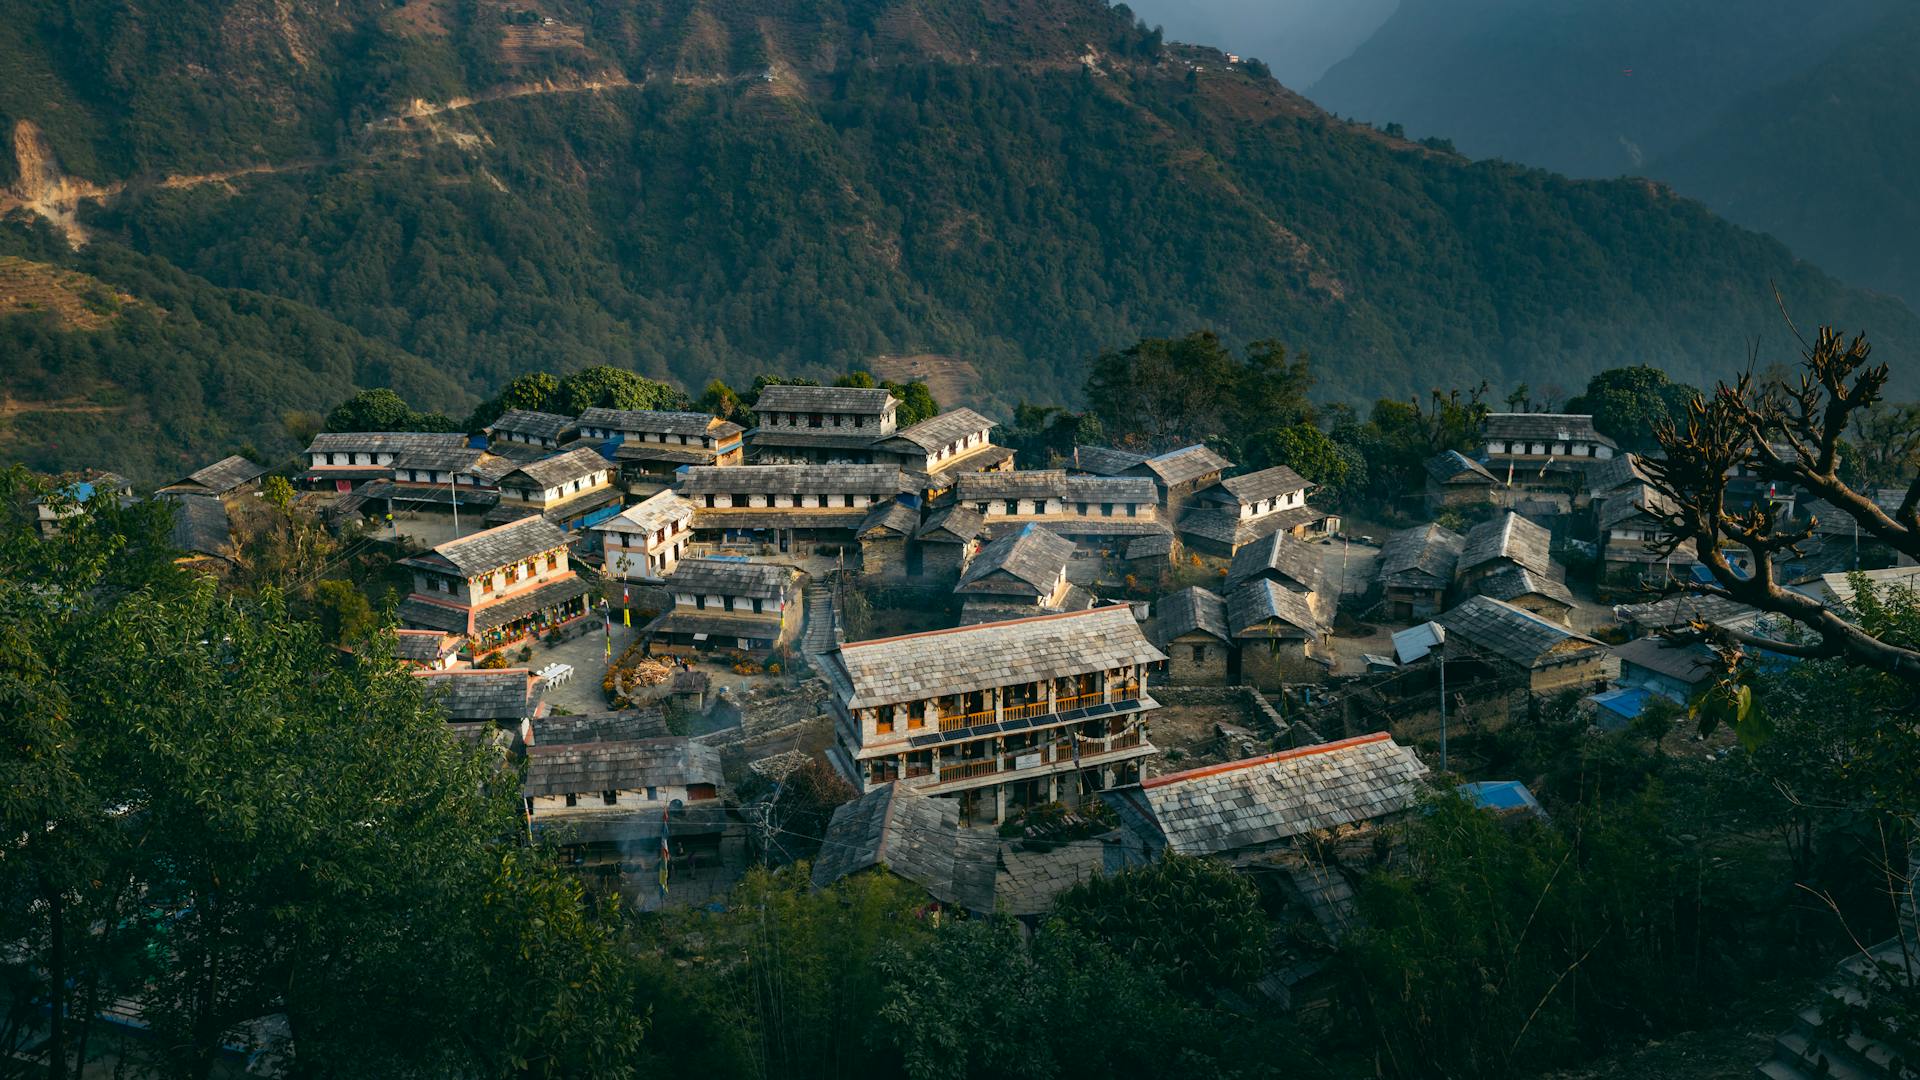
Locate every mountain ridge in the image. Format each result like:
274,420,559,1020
2,0,1916,477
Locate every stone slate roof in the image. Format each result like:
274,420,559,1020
391,446,517,482
1064,475,1158,505
577,408,741,440
956,525,1074,596
1460,511,1554,577
690,509,871,531
392,629,462,663
916,504,986,544
831,605,1165,708
1597,484,1675,530
1819,565,1920,607
501,446,612,489
810,783,973,906
665,557,796,599
397,597,470,634
955,469,1068,502
531,709,672,746
1115,733,1429,856
881,408,996,453
523,736,722,797
1070,445,1148,476
168,494,231,556
679,464,905,495
1154,586,1230,644
161,454,266,496
1586,452,1655,496
473,577,593,633
857,500,921,539
754,384,895,415
417,669,543,722
306,431,470,456
1424,449,1498,485
1140,444,1234,487
1178,504,1327,548
957,584,1095,625
1612,593,1757,632
593,491,693,537
648,609,786,640
1474,566,1574,607
488,409,577,441
1483,412,1614,446
1125,533,1174,560
1435,595,1606,668
1612,637,1719,686
984,518,1170,540
1227,579,1323,639
411,517,571,576
747,430,886,451
1218,465,1311,503
1226,530,1326,592
1378,523,1465,590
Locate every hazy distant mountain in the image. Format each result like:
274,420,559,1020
2,0,1916,476
1310,0,1896,178
1652,4,1920,307
1118,0,1397,86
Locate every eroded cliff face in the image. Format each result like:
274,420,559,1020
1,121,121,245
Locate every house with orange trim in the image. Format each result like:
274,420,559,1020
396,517,593,653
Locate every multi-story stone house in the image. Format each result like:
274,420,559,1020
1423,450,1503,512
303,432,471,492
1376,523,1466,621
1178,465,1335,557
747,385,897,464
870,408,1015,496
397,516,593,651
915,504,987,582
951,470,1170,550
384,445,517,512
1597,484,1698,588
485,409,578,456
1457,511,1574,624
592,490,696,581
823,605,1165,825
1228,579,1331,687
954,524,1088,624
679,463,906,553
1151,586,1233,686
1436,595,1618,696
855,501,924,581
1479,413,1618,509
645,557,802,655
575,408,746,487
486,446,622,532
1128,444,1234,521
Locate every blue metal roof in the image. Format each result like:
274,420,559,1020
1457,780,1544,816
1587,686,1654,726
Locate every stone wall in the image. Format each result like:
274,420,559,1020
1528,653,1618,695
1240,640,1325,691
1154,684,1321,747
1164,632,1231,686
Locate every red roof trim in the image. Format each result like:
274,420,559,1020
1142,732,1395,789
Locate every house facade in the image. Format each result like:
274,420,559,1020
1377,523,1465,621
397,517,593,650
592,490,696,580
1152,586,1232,685
954,524,1084,623
485,409,578,453
487,446,623,532
1179,465,1335,557
951,470,1170,550
385,446,516,511
1457,511,1574,623
825,606,1165,825
645,557,802,655
155,455,267,499
1422,450,1501,512
747,385,897,464
1436,595,1618,695
869,408,1014,495
303,432,472,491
680,463,905,552
576,408,746,484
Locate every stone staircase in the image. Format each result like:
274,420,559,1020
1756,929,1918,1080
801,581,840,656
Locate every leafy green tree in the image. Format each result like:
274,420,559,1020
466,371,562,430
884,379,941,426
325,387,414,432
313,578,377,643
1565,366,1701,454
1048,854,1268,993
698,379,743,422
1246,423,1366,503
555,366,686,415
1085,332,1313,456
834,370,878,388
0,469,646,1077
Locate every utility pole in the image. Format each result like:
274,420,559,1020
449,471,460,536
1434,625,1449,774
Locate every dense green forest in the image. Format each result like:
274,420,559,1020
2,0,1916,478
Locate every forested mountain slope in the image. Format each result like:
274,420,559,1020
1,0,1915,478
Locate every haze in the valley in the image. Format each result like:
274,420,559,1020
1119,0,1396,86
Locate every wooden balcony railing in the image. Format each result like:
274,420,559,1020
1004,699,1050,722
939,758,999,783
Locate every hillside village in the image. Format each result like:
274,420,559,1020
23,359,1920,1078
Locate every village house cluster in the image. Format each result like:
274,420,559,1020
85,379,1900,933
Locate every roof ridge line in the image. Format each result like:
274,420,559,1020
1141,732,1394,788
839,603,1128,649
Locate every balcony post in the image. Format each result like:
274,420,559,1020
923,699,937,729
1102,670,1113,704
1047,679,1058,714
993,782,1006,825
992,685,1003,724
